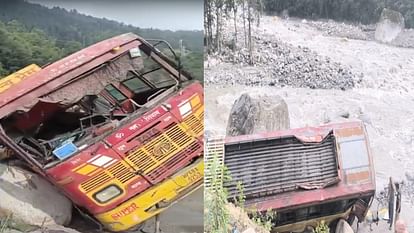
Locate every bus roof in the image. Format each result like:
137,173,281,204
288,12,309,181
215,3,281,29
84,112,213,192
223,121,376,211
0,33,140,119
0,64,41,93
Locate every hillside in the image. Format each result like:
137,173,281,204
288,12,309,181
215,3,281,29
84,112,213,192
263,0,414,28
0,0,203,80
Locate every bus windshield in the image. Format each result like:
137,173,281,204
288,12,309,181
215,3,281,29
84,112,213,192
0,41,183,167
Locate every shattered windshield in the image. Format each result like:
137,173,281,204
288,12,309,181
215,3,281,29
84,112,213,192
1,42,180,167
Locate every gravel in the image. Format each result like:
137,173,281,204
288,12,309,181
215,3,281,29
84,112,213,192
206,36,362,90
307,20,375,41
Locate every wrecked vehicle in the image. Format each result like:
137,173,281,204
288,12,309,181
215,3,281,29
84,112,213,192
0,33,203,232
0,64,41,160
207,121,375,232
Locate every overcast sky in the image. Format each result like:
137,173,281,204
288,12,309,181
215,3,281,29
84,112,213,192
28,0,203,31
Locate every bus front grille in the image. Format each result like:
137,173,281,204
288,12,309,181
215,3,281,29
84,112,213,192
224,133,338,200
80,118,200,193
126,123,193,175
183,108,203,137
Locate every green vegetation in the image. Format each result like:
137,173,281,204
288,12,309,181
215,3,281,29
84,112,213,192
234,181,246,208
313,220,330,233
251,209,276,231
233,180,276,231
204,154,231,233
0,0,202,80
263,0,414,28
205,153,277,232
0,215,38,233
0,20,63,77
0,215,10,233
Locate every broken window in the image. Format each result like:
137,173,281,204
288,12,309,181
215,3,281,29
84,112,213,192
1,42,181,167
274,199,355,226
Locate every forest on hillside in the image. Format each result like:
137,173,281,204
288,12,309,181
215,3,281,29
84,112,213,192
263,0,414,28
0,0,203,80
205,0,414,64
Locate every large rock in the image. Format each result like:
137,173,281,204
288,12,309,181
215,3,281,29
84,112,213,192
0,163,72,229
30,225,83,233
226,94,289,136
375,8,405,43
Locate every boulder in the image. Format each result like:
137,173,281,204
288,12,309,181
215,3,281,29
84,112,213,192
0,163,72,229
375,8,405,43
30,225,83,233
226,94,290,136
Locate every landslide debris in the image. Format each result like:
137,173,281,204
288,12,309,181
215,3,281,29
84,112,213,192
206,37,361,90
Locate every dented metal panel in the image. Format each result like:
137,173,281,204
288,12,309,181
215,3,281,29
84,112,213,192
0,33,140,118
224,132,339,200
223,121,376,213
0,64,41,93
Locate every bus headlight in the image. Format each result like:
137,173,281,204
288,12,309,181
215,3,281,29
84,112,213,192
93,185,123,203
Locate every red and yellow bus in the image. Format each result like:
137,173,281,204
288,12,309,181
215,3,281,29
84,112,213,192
0,33,203,231
208,121,375,232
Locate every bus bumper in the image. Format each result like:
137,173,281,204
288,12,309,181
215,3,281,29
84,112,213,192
95,157,204,232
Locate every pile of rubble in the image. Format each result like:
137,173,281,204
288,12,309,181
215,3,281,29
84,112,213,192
308,20,375,41
206,37,361,90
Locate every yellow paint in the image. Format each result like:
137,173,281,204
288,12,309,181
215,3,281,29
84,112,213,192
126,122,195,175
74,100,204,230
75,164,99,175
112,46,121,52
88,167,104,177
0,64,41,93
190,95,201,108
95,158,204,232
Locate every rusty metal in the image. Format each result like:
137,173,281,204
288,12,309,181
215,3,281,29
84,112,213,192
0,124,44,173
224,132,339,199
219,121,376,233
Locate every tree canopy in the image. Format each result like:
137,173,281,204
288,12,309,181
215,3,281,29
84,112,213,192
0,0,203,80
263,0,414,28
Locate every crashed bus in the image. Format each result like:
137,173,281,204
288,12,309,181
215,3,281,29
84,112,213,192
0,33,204,232
207,121,375,232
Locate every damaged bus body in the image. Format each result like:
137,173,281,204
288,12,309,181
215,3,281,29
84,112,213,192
0,33,204,232
213,121,375,232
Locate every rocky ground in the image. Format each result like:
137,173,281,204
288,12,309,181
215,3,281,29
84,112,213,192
0,161,203,233
205,15,414,233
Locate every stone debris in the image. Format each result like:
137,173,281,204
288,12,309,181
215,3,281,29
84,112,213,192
375,8,405,43
308,20,375,41
0,163,72,229
206,37,361,90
